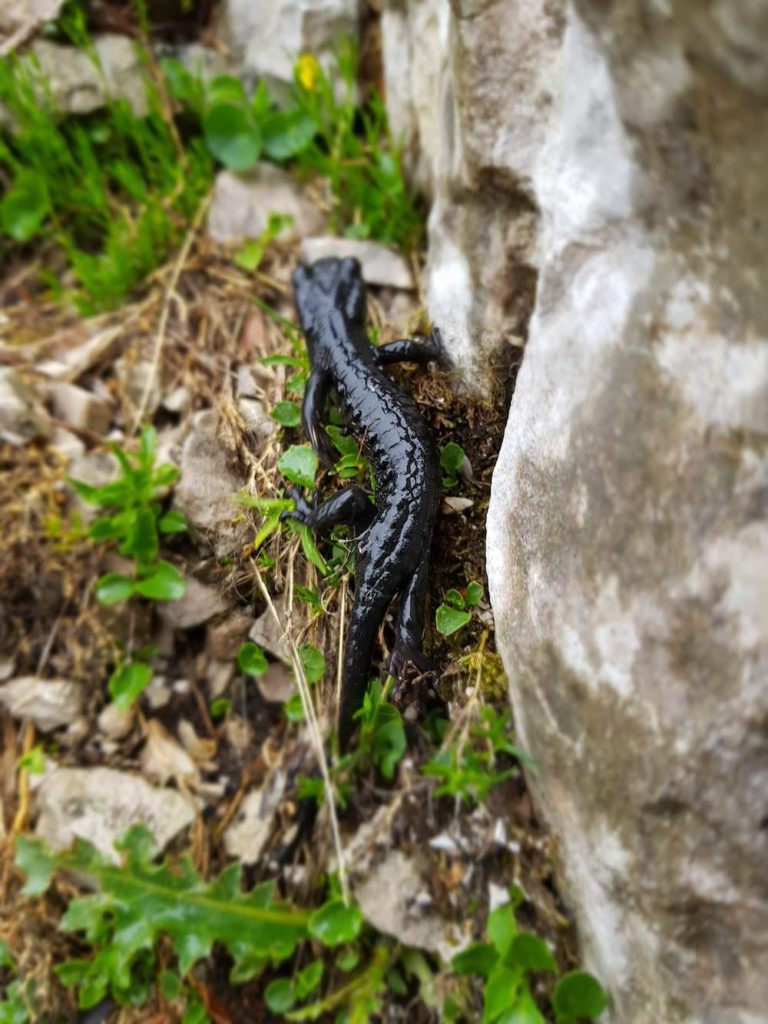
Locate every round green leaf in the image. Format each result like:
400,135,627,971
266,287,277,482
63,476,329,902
439,442,465,475
435,604,471,636
271,401,301,428
308,899,362,946
508,933,556,972
299,643,325,684
465,581,484,607
134,560,186,601
264,978,295,1013
96,573,136,605
0,170,50,242
237,641,268,677
552,971,609,1020
278,444,318,489
263,110,317,160
203,103,261,171
207,75,246,105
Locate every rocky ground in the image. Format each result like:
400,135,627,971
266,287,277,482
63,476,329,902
0,167,577,1020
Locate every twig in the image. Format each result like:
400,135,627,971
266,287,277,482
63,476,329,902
252,564,350,902
132,190,212,433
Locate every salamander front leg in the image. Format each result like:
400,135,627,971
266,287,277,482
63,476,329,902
282,486,374,532
373,327,444,367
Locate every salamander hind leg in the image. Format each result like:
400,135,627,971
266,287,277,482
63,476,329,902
389,551,433,693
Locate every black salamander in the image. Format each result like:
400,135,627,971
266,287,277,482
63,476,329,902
284,256,442,749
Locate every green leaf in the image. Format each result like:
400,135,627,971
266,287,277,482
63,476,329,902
152,464,180,488
465,581,484,607
370,713,406,780
308,900,362,946
497,987,546,1024
108,661,152,709
483,964,523,1023
283,692,305,722
299,644,325,684
261,354,304,368
237,642,268,677
444,588,465,609
325,424,358,458
435,604,471,636
278,445,318,489
488,905,517,957
297,524,328,575
263,110,317,160
48,824,310,996
253,510,283,551
160,57,205,115
158,510,187,534
96,573,136,605
87,516,123,541
295,960,323,999
232,494,295,513
265,978,296,1013
335,948,360,972
0,170,50,241
125,506,158,565
17,745,45,775
0,937,13,969
507,934,556,972
233,240,264,272
210,698,232,719
207,75,247,105
134,561,186,601
14,835,55,896
203,103,261,171
551,972,608,1020
440,442,465,476
451,942,498,977
272,401,302,428
159,970,182,1001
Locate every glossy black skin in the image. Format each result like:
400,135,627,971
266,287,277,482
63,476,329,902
286,257,442,750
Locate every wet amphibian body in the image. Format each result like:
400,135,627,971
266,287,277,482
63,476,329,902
284,257,442,748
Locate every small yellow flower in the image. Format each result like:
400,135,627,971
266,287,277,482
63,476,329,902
297,53,320,91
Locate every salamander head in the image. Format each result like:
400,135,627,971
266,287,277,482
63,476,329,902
292,257,366,339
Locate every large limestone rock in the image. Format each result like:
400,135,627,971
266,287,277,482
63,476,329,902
381,0,549,381
475,2,768,1022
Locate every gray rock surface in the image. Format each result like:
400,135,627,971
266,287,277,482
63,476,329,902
35,765,194,860
0,0,62,54
157,577,232,631
0,368,48,445
172,410,249,558
299,237,415,290
381,0,546,383
0,677,84,732
215,0,360,94
475,2,768,1021
30,35,147,115
208,166,325,245
49,381,112,435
